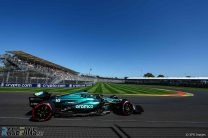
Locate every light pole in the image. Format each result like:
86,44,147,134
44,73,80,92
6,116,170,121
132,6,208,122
89,68,92,76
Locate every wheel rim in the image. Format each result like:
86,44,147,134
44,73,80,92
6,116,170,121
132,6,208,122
33,104,52,121
123,102,133,115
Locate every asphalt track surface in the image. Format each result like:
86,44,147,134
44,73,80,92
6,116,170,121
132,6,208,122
0,89,208,137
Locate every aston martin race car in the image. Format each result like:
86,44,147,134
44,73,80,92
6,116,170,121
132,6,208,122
29,91,144,121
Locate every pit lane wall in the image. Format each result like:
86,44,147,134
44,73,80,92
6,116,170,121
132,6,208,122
0,83,92,88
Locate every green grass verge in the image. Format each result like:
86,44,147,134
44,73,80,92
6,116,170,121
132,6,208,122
1,82,203,94
0,82,178,95
106,83,176,95
129,84,208,91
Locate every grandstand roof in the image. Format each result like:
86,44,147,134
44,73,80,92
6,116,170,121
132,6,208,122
7,51,78,75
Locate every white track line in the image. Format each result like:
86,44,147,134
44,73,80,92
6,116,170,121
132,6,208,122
0,116,208,124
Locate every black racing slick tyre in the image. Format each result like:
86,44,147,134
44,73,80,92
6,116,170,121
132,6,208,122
117,99,134,116
32,102,55,122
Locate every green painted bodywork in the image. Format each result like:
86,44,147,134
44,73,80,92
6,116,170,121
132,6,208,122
41,91,122,111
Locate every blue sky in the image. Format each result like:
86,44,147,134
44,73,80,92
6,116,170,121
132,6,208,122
0,0,208,77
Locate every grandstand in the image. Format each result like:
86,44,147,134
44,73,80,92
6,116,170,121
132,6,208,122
97,76,124,83
125,77,208,87
1,51,208,88
0,51,94,84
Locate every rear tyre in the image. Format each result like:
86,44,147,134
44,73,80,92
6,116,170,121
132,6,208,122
32,102,54,122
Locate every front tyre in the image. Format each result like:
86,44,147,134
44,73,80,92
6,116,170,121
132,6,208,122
120,99,134,115
32,102,53,122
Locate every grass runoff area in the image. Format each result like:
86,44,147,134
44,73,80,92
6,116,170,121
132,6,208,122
0,82,207,94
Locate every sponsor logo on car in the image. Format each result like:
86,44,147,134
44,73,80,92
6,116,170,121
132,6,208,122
75,105,93,109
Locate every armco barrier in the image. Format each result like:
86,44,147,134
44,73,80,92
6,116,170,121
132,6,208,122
0,83,92,88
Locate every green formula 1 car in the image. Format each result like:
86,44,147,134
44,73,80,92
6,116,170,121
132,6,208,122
29,91,144,121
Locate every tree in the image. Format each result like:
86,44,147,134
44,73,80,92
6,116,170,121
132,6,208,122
0,66,6,72
157,74,165,77
143,73,155,77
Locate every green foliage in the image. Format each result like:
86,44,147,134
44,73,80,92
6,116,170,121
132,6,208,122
143,73,155,77
157,74,165,77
